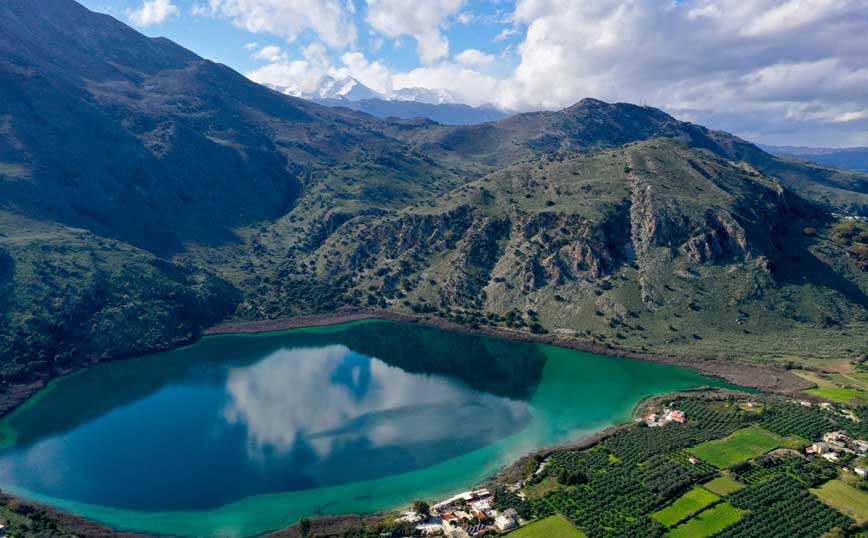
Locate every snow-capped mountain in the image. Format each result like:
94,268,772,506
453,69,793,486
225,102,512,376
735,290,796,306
265,76,510,125
266,75,383,101
391,86,457,105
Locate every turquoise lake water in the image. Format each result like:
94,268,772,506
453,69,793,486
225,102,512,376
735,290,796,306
0,320,736,537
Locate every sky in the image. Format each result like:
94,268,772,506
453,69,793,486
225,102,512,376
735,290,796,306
80,0,868,147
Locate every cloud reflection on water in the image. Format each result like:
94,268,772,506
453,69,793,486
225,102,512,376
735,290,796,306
222,345,530,459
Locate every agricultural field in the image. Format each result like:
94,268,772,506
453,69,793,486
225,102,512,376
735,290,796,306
719,475,853,538
688,426,802,468
652,486,720,527
806,386,868,405
506,515,585,538
666,502,744,538
495,396,866,538
811,479,868,525
793,368,868,405
702,475,744,496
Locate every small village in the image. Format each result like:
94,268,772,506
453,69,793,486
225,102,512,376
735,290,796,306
393,488,522,537
391,396,868,538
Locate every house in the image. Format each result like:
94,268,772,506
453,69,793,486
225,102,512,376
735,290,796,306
0,524,5,538
823,431,849,444
819,402,834,411
810,442,830,454
494,514,517,531
855,466,868,478
668,409,687,423
799,400,813,407
470,498,492,513
822,452,840,462
688,456,700,465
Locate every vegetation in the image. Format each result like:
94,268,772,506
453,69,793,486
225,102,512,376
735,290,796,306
492,395,868,538
811,480,868,525
667,502,744,538
717,475,852,538
3,0,868,411
651,486,720,527
688,427,804,468
506,515,585,538
702,475,745,496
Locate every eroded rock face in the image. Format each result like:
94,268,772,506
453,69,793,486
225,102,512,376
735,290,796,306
339,206,476,271
679,213,749,264
441,217,510,308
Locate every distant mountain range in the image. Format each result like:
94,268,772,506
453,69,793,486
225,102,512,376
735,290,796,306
760,145,868,172
3,0,868,421
265,75,510,125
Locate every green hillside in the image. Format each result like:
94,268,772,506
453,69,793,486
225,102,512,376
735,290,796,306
2,0,868,412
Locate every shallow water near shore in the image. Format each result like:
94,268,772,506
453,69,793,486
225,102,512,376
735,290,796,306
0,320,737,537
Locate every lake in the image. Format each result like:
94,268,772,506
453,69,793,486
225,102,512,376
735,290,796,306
0,320,736,537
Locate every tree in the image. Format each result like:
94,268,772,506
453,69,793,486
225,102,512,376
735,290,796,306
299,517,311,538
412,500,431,519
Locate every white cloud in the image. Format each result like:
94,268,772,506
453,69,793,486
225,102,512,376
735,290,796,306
455,48,495,65
834,109,868,123
391,64,502,106
495,0,868,145
253,45,287,62
493,26,518,41
190,3,209,16
127,0,180,26
366,0,465,64
239,0,868,144
207,0,357,49
243,41,260,51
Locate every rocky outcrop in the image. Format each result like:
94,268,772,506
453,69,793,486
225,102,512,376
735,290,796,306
441,217,510,308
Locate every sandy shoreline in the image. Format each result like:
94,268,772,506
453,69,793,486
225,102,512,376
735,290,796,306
205,309,811,394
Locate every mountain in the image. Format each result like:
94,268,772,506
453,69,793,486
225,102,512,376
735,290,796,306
314,97,510,125
266,76,508,125
268,75,382,101
391,86,457,104
3,0,868,415
761,144,868,172
0,0,459,404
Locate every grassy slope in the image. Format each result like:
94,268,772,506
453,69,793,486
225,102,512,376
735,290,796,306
506,515,585,538
651,487,720,527
2,0,868,405
811,479,868,525
248,139,868,363
702,475,744,496
688,427,804,468
666,502,744,538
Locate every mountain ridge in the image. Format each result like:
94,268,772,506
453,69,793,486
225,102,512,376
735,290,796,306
2,0,868,418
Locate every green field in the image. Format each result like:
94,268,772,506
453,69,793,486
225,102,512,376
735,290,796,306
667,502,745,538
523,477,562,499
652,486,720,527
688,427,801,468
702,475,744,496
811,479,868,524
507,515,585,538
805,386,868,405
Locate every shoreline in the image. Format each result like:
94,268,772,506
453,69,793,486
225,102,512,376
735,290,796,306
205,309,811,394
0,308,811,421
0,310,812,538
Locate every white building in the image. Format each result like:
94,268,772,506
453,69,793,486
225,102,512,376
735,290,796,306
494,514,516,531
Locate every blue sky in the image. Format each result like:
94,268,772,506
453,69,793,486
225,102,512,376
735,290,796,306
79,0,868,147
80,0,522,80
